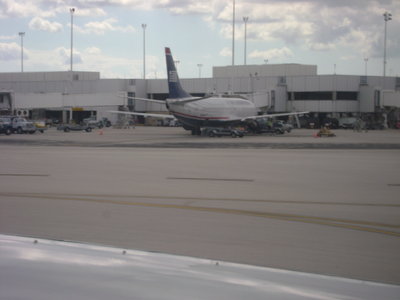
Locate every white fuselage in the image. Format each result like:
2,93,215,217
168,96,258,128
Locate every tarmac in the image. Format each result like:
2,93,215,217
1,126,400,149
1,126,400,285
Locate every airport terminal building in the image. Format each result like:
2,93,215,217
1,63,399,128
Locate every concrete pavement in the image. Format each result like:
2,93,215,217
1,127,400,284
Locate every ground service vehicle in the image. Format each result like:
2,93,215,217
57,124,93,132
82,117,112,128
273,120,293,133
0,117,13,135
205,127,244,138
33,120,47,133
12,117,36,134
0,123,12,135
247,119,285,135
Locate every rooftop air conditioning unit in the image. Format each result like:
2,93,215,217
16,109,29,117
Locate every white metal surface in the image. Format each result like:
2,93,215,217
1,234,399,300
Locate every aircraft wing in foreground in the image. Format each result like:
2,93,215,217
1,234,399,300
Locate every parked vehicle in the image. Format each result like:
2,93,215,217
82,117,112,128
257,126,285,135
322,117,339,129
246,119,285,135
316,127,336,137
33,120,47,133
205,127,244,138
45,118,60,126
0,116,13,135
366,121,384,130
168,119,181,127
57,124,93,132
338,117,357,129
12,117,36,134
274,120,293,133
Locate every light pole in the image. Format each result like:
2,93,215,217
364,57,368,76
70,8,75,72
232,0,235,66
197,64,203,78
18,32,25,72
142,24,147,79
243,17,249,65
383,11,392,77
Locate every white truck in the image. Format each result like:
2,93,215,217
12,117,36,134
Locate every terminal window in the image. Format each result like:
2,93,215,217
336,92,358,100
289,91,358,101
292,91,333,100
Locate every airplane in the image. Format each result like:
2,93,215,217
111,47,308,135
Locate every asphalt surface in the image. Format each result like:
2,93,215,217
0,126,399,148
1,127,400,285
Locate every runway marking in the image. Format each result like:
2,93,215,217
0,174,49,177
167,177,254,182
1,192,400,237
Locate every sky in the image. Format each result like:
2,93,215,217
0,0,399,79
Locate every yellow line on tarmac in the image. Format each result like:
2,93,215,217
2,191,400,208
2,192,400,237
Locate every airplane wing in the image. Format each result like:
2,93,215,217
118,95,166,105
109,110,176,120
241,111,309,122
1,234,399,300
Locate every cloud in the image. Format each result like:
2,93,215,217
75,18,135,35
219,47,231,57
0,42,20,60
25,46,145,78
249,47,294,60
76,46,156,78
0,0,107,19
1,0,399,76
69,7,107,17
167,2,212,15
29,17,63,32
210,0,400,58
0,35,18,41
0,0,38,18
56,47,83,65
85,47,102,55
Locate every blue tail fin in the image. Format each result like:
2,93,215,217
165,47,191,99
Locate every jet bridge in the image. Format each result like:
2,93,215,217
0,92,12,114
